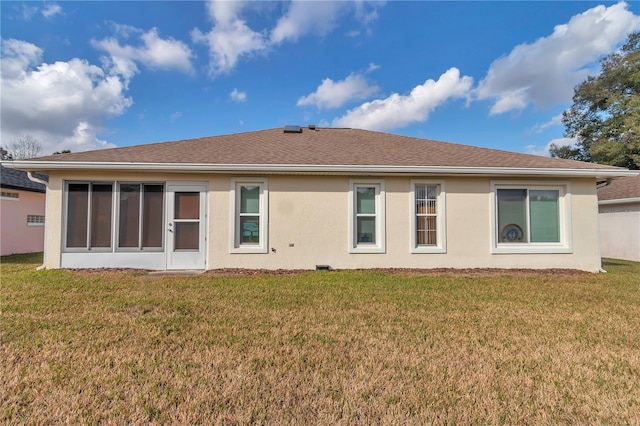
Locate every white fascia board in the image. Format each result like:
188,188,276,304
599,197,640,205
4,160,638,179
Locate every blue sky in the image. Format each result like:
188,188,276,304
1,1,639,157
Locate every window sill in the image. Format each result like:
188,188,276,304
492,245,572,254
230,246,268,254
412,246,446,254
349,245,386,254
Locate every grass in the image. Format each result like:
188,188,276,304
1,253,639,424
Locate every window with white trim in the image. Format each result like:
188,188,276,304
65,182,113,250
492,182,571,253
231,178,268,253
411,180,446,253
349,180,385,253
27,214,45,226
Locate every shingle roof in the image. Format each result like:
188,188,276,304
29,127,622,171
598,174,640,201
0,164,46,192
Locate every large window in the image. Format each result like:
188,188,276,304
411,180,446,253
231,178,268,253
65,183,113,249
492,182,570,253
118,183,164,250
349,180,385,253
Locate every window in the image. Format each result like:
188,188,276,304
27,214,45,226
1,191,19,200
118,183,164,250
349,180,385,253
65,182,113,249
231,178,268,253
492,182,571,253
411,180,446,253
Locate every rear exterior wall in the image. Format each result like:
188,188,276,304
42,172,601,271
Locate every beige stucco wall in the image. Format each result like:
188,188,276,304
42,172,602,271
1,189,45,255
598,202,640,262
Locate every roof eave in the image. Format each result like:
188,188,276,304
4,160,637,179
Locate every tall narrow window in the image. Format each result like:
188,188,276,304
411,181,446,253
415,185,437,246
118,183,164,250
349,180,385,253
231,179,268,253
65,182,113,249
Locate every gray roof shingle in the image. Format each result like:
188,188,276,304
0,164,47,192
29,127,623,171
598,174,640,201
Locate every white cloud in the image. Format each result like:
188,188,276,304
194,1,384,77
270,1,347,44
1,39,131,154
525,137,578,157
477,2,640,115
192,1,268,76
531,113,564,134
42,3,62,19
93,27,194,82
230,88,247,102
298,72,379,109
333,67,473,131
170,112,183,122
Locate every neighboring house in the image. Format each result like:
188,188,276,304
598,174,640,262
1,164,47,256
5,126,638,272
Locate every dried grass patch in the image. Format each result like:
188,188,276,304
2,254,639,424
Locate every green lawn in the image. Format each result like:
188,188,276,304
2,253,639,424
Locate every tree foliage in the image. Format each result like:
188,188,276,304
552,31,640,170
7,135,42,160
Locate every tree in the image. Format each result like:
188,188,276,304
1,147,12,160
7,135,42,160
553,31,640,170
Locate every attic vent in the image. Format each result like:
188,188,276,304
284,125,302,133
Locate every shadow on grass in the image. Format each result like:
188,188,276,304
1,252,43,265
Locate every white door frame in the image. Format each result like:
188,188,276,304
165,182,208,270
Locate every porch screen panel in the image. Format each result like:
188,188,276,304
175,192,199,219
119,184,140,248
142,185,164,248
175,222,199,250
66,183,89,248
529,190,560,242
90,184,113,248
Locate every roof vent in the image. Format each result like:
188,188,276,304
308,124,316,130
284,125,302,134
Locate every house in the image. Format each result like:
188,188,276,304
4,126,638,272
598,174,640,262
1,164,47,256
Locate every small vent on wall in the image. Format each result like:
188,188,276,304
284,125,303,133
